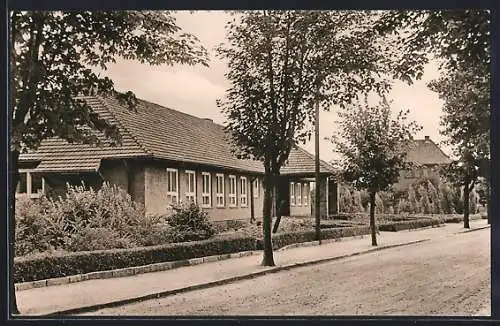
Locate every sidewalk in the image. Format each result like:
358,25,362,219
16,219,489,316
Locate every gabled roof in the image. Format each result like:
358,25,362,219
281,146,337,176
406,138,452,165
20,96,335,175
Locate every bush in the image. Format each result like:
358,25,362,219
378,218,441,232
15,197,54,256
270,226,371,250
166,203,215,242
14,236,259,283
53,182,144,234
15,182,159,256
66,227,136,251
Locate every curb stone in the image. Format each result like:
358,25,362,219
15,250,257,292
42,238,430,316
455,225,490,234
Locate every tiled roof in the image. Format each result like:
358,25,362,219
281,146,337,175
406,138,452,165
20,96,335,175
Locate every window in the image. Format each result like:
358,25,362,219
296,183,302,206
185,170,196,203
423,167,428,177
216,174,225,207
290,182,295,206
253,178,260,198
303,183,309,206
240,176,248,207
166,168,179,204
228,175,237,207
201,172,211,207
16,171,45,198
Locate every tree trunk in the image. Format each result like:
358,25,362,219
369,191,377,246
272,215,281,234
272,185,282,233
463,183,470,229
10,150,20,315
261,171,275,266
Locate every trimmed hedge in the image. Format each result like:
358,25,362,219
378,218,441,232
14,236,258,283
270,226,371,250
14,218,446,283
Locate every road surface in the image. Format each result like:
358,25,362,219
83,228,490,316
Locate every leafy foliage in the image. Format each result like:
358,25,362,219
375,10,490,226
217,10,393,263
332,97,421,193
15,183,170,255
166,203,215,242
11,11,208,152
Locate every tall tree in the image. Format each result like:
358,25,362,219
331,97,421,246
429,65,490,228
217,10,391,266
9,10,208,314
375,10,491,227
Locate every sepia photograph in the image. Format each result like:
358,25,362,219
8,9,491,318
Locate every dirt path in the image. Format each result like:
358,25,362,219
85,229,490,316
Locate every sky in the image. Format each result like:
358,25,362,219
103,11,450,163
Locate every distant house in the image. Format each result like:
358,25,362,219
17,96,339,221
393,136,452,191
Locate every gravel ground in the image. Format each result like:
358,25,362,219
86,228,490,316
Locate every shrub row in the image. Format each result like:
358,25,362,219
14,236,258,283
378,218,441,232
14,218,444,283
270,226,371,250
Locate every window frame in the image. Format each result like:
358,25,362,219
253,177,260,198
303,183,309,206
16,170,45,199
166,168,179,205
185,170,196,204
216,173,225,207
240,176,248,207
296,182,302,206
228,175,237,207
201,172,212,208
290,182,295,206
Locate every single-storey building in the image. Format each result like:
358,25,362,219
393,136,452,191
17,96,339,222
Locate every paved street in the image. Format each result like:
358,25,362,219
83,228,490,316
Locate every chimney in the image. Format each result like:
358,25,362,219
424,136,430,143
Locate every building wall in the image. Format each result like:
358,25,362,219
143,163,265,221
393,165,442,191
